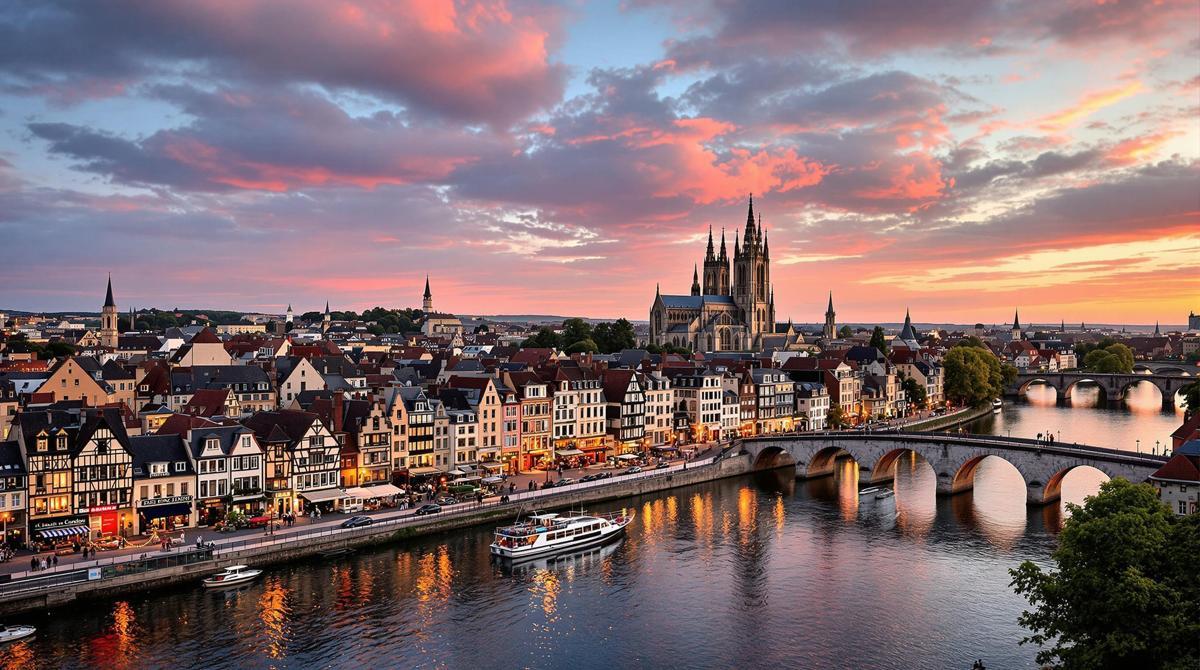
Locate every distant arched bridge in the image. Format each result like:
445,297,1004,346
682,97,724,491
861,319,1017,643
740,432,1168,505
1008,371,1193,409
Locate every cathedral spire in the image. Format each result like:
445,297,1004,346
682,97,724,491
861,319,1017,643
1154,321,1161,336
826,291,834,316
691,265,701,296
763,230,769,259
719,228,727,261
734,228,741,257
104,274,116,308
744,194,756,246
705,226,715,261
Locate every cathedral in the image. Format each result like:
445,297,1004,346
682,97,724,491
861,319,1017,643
649,196,776,352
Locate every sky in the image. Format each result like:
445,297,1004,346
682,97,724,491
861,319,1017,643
0,0,1198,325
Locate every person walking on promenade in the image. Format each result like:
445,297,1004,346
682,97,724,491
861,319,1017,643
30,556,36,572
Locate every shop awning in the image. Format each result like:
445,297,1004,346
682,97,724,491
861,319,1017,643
652,445,680,452
479,461,503,470
617,454,640,461
450,477,481,484
139,503,192,521
299,488,348,503
232,493,265,502
344,484,403,499
408,466,443,476
448,468,467,476
36,525,89,539
556,448,585,457
482,476,504,485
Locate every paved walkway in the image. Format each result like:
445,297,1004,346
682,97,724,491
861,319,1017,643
3,443,724,580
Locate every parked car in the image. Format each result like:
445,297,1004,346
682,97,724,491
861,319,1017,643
624,466,643,474
580,473,604,482
435,496,458,506
340,516,373,529
556,478,576,487
541,480,557,489
413,504,442,516
655,461,670,470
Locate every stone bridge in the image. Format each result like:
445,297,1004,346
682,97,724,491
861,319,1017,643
1008,371,1194,409
740,432,1168,505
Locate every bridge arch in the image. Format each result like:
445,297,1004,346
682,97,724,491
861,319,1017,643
752,445,796,470
1043,464,1110,505
1017,378,1056,397
807,446,856,479
867,448,935,485
1118,378,1166,410
1059,378,1106,406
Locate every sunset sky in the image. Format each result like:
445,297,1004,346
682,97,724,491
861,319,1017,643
1,1,1197,324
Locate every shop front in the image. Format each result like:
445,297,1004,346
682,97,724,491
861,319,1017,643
78,504,133,539
198,497,227,526
522,449,551,472
230,493,266,517
136,495,195,534
30,514,89,550
0,510,27,548
575,436,610,465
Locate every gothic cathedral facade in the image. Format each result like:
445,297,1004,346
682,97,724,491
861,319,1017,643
649,196,776,352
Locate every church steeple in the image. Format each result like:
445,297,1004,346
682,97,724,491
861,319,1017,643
104,274,116,308
823,292,836,340
1154,321,1161,336
705,226,715,262
422,275,433,312
1012,309,1022,341
100,274,119,349
743,194,756,247
691,265,701,296
719,228,727,261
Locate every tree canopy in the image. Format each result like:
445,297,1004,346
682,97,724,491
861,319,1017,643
826,405,848,429
869,326,890,354
1081,343,1134,374
943,339,1014,407
900,374,927,407
1181,380,1200,418
837,325,853,338
1010,479,1200,669
521,318,637,354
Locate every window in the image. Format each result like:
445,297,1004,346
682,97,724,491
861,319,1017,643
175,461,186,472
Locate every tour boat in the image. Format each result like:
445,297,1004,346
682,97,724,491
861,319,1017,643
502,537,622,574
859,487,895,504
490,510,632,561
0,625,35,644
202,564,263,588
992,398,1003,413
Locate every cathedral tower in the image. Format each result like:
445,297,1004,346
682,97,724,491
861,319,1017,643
423,275,433,312
733,195,773,344
823,292,836,340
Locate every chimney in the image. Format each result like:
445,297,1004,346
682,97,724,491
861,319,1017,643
333,390,345,433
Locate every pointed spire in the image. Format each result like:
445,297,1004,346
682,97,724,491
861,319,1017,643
1012,309,1021,330
325,301,330,316
826,291,834,315
744,194,756,246
287,304,292,312
1154,321,1161,336
719,228,727,260
655,282,661,298
905,308,912,327
104,274,116,308
691,265,701,296
762,230,769,259
734,227,741,257
705,226,715,261
423,274,432,299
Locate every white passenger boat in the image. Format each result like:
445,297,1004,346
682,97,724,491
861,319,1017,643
992,398,1003,413
202,564,263,588
859,487,895,504
490,511,632,561
0,624,35,644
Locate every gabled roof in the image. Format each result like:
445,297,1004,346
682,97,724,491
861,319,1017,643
241,410,319,447
1151,452,1200,484
0,441,26,475
187,425,253,458
129,434,194,475
190,327,222,344
72,408,133,458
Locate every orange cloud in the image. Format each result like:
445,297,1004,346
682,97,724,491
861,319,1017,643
1036,81,1143,131
1106,131,1182,165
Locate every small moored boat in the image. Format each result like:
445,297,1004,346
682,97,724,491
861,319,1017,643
859,487,895,504
490,510,631,561
0,624,35,644
202,564,263,588
992,398,1002,413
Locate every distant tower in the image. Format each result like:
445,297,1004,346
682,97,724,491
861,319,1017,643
690,265,701,296
1154,321,1161,337
423,276,433,312
1012,309,1023,341
100,274,119,349
823,292,837,340
286,304,293,325
322,301,331,333
128,307,136,332
733,195,773,345
702,227,731,296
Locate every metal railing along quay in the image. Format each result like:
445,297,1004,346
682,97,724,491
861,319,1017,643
0,451,727,597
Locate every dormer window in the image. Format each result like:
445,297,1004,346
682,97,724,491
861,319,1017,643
150,462,168,476
174,461,186,472
57,436,68,451
206,437,220,451
36,436,48,452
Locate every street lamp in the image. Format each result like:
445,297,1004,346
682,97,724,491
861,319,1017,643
1155,440,1161,455
1136,439,1140,454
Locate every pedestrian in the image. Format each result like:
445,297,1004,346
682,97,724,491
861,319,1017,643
30,556,36,572
52,554,58,568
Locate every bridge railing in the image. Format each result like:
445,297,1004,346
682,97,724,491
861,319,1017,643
740,430,1169,464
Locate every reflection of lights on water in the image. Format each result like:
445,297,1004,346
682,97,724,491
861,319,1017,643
736,486,757,544
772,495,786,534
257,579,290,660
836,459,858,523
530,569,561,619
893,452,936,538
1056,466,1110,518
0,637,34,668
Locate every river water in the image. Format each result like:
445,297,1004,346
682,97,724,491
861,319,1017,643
0,386,1184,670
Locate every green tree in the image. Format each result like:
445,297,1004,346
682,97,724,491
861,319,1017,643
1181,380,1200,418
521,327,561,349
1082,344,1134,374
837,325,853,338
565,338,599,354
900,375,927,407
560,318,593,347
826,405,848,429
607,318,637,352
943,345,1003,406
1010,479,1200,669
869,326,890,354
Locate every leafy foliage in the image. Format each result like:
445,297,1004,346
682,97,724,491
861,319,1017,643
1010,479,1200,669
1081,343,1134,374
826,405,848,429
900,374,927,407
520,318,637,354
837,325,853,338
869,326,890,354
1181,380,1200,418
944,340,1007,406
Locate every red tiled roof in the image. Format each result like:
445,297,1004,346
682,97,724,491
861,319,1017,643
191,327,222,344
1151,453,1200,483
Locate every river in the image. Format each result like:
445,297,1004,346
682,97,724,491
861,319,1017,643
0,389,1184,670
